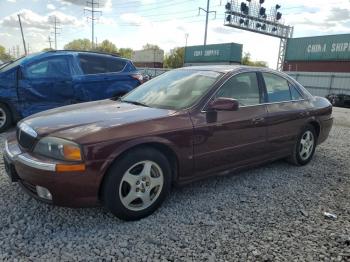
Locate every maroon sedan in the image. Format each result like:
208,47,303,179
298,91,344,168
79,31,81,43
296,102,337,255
3,66,333,220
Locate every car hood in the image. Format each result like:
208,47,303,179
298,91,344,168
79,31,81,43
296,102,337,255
22,99,176,140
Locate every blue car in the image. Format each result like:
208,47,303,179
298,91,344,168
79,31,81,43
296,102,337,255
0,50,143,132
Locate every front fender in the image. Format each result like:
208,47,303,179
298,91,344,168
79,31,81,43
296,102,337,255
98,136,181,177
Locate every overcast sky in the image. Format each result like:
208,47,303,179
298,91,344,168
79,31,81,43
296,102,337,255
0,0,350,68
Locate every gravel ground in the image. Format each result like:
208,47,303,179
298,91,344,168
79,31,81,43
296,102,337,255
0,108,349,261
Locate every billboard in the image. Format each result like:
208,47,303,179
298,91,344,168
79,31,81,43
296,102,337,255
184,43,242,64
132,49,164,63
286,34,350,61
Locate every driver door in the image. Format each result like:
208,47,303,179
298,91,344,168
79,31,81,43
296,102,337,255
191,72,269,177
18,56,74,117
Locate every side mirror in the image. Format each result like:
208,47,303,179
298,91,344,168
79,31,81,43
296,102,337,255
207,97,239,111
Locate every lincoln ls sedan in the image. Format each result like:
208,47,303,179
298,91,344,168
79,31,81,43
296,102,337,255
3,66,333,220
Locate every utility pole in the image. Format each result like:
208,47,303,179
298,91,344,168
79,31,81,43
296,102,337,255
183,33,189,66
51,16,61,50
198,0,216,46
84,0,102,49
47,36,53,49
17,14,27,55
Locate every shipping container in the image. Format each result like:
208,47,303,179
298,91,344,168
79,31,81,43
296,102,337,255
283,61,350,73
286,34,350,62
286,71,350,97
133,62,163,68
184,43,242,65
132,49,164,63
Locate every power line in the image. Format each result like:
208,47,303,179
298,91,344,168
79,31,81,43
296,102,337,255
113,0,193,9
50,16,61,50
84,0,102,49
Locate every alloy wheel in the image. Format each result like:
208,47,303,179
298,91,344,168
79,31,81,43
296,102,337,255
0,107,7,129
299,130,315,161
119,160,164,212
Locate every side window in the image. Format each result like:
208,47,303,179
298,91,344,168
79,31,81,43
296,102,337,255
106,57,126,72
215,72,260,106
79,55,108,74
289,84,303,100
79,55,126,75
25,57,70,79
263,73,292,103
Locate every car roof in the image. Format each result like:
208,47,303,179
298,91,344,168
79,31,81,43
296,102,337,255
179,65,270,73
179,65,291,76
18,50,130,66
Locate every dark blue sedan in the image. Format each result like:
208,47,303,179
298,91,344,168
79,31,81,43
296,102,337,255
0,50,143,132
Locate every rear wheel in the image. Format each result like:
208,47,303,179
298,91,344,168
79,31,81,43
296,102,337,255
288,125,317,166
0,103,12,133
102,147,171,221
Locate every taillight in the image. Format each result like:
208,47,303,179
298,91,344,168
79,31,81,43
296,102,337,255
131,74,144,84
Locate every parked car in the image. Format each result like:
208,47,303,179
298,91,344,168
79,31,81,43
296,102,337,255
326,93,350,108
0,51,143,132
4,66,333,220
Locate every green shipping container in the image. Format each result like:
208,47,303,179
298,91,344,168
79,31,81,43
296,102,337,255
184,43,242,64
286,34,350,62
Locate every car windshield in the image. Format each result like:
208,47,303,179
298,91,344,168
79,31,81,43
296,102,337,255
0,54,37,73
121,69,222,110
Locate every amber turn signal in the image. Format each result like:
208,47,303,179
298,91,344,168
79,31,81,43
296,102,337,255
63,144,82,161
56,164,86,172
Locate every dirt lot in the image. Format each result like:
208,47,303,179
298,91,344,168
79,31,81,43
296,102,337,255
0,108,349,261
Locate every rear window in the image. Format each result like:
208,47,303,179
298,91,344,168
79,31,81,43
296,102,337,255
78,54,126,75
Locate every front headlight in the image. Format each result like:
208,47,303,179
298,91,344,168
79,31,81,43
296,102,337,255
34,137,83,162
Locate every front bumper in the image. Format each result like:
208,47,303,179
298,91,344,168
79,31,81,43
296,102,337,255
3,136,100,207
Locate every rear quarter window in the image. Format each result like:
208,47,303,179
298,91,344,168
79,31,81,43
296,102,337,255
79,54,126,75
263,73,292,103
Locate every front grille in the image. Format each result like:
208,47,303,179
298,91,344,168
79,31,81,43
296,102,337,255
17,127,36,150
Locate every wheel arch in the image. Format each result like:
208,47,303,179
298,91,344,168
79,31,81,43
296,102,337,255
0,98,21,123
307,120,321,138
97,139,180,199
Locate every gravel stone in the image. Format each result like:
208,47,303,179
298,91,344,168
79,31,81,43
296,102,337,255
0,108,349,261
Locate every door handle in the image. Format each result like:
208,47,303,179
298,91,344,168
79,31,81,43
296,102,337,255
252,117,265,124
299,111,310,117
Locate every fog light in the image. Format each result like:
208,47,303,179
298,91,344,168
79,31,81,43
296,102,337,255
36,186,52,201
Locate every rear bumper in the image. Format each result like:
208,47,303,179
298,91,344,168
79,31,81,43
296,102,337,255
4,136,101,207
318,117,333,145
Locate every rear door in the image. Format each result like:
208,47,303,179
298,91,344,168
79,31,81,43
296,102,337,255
18,55,74,117
261,72,312,156
73,54,140,102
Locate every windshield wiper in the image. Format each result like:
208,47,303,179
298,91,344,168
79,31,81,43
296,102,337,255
121,99,150,107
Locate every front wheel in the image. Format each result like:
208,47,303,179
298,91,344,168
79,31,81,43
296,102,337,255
0,103,12,133
288,125,317,166
102,147,171,221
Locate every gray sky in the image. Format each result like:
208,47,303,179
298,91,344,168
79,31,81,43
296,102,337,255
1,0,349,68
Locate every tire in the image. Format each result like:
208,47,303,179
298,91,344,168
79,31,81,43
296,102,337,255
331,97,337,106
102,147,171,221
288,124,317,166
0,103,12,133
